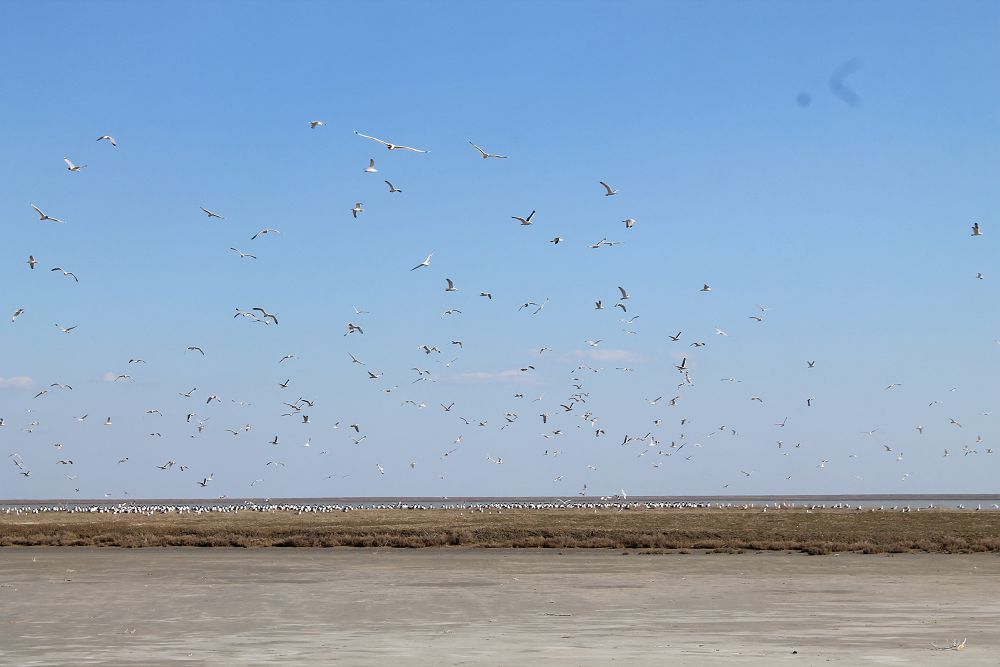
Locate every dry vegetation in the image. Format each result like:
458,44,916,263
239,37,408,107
2,508,1000,553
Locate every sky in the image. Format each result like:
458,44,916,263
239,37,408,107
1,0,998,500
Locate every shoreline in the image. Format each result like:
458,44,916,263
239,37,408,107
3,507,1000,552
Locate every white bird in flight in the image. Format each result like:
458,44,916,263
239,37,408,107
64,157,86,172
352,202,364,219
512,210,535,225
354,131,428,153
251,228,280,240
200,207,224,219
51,267,79,282
229,248,257,259
410,252,434,271
309,120,325,128
469,141,508,159
31,204,64,223
96,135,117,147
599,181,618,196
384,180,402,193
364,158,378,173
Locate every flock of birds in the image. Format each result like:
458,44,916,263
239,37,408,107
3,121,997,503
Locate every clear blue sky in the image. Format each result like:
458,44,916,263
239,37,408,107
1,1,998,499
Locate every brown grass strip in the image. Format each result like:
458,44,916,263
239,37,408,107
2,508,1000,552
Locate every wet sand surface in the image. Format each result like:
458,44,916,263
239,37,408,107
0,549,996,666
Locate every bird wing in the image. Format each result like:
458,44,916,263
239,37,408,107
469,141,488,156
618,286,628,298
394,144,428,153
354,131,390,146
600,181,613,194
31,204,44,218
64,158,75,169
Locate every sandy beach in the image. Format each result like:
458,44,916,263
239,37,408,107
1,549,996,665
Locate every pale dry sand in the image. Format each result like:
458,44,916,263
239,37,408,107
0,549,996,666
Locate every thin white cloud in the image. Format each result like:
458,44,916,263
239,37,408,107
0,376,34,389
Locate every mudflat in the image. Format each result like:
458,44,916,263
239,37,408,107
0,549,996,666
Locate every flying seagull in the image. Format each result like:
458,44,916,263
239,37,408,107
354,131,428,153
309,120,325,128
410,252,434,271
31,204,64,223
229,248,257,259
384,180,402,193
972,222,982,236
469,141,508,159
27,255,37,269
187,346,205,355
445,278,458,292
512,210,535,225
51,268,79,282
55,324,77,333
364,158,378,173
352,202,363,218
96,135,117,147
251,228,280,240
200,207,224,219
252,307,278,325
63,157,86,172
599,181,618,196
